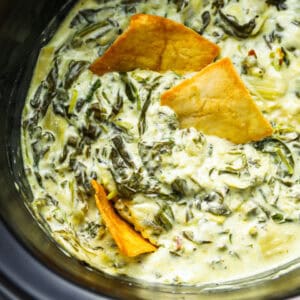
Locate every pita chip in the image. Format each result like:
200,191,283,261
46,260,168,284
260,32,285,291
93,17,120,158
90,14,220,75
91,180,157,257
161,57,273,144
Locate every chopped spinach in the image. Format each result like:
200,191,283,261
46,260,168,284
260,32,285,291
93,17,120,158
199,11,211,34
30,84,43,109
183,231,212,245
138,83,159,135
111,91,124,117
82,124,102,141
121,73,140,104
265,0,287,11
77,79,101,111
154,204,174,231
171,178,188,198
172,0,189,12
64,60,89,90
254,138,294,176
207,203,231,216
218,10,257,39
212,0,224,11
111,136,135,168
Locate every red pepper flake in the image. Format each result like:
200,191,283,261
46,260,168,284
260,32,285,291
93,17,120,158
174,236,183,251
248,49,257,58
276,48,284,66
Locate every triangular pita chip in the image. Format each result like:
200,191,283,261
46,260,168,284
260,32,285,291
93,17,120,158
91,180,157,257
161,58,273,144
90,14,220,75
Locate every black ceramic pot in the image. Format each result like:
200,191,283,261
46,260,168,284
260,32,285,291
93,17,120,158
1,1,300,299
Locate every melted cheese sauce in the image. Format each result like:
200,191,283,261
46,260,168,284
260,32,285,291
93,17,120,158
22,0,300,285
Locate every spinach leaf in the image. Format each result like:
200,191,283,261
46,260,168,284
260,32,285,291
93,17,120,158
265,0,287,11
64,60,89,89
86,80,101,101
121,73,140,104
30,84,43,109
45,61,59,94
139,140,174,175
111,91,124,117
38,61,59,118
31,131,55,167
171,178,188,198
254,138,294,176
183,231,212,245
199,11,211,34
70,7,115,28
175,0,189,12
82,124,102,141
138,83,160,135
154,204,174,231
112,136,135,168
218,10,257,39
76,79,101,112
207,203,231,216
212,0,224,11
71,21,112,47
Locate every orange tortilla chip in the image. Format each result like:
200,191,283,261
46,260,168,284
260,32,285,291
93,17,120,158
90,14,220,75
91,180,157,257
161,58,273,144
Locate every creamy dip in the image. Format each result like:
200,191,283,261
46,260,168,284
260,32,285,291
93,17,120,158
22,0,300,285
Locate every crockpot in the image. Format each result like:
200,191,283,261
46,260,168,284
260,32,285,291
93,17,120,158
1,1,300,299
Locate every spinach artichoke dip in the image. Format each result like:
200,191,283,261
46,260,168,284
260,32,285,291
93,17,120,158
22,0,300,285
